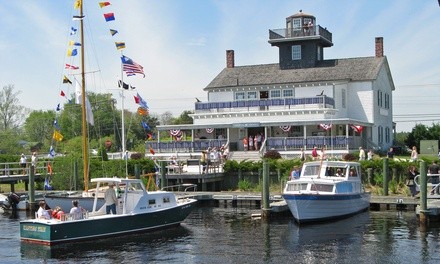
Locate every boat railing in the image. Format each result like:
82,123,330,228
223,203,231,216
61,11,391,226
162,183,197,192
414,174,440,194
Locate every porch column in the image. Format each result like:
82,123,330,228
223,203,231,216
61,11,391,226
191,129,194,152
345,124,349,150
303,125,307,150
157,131,161,152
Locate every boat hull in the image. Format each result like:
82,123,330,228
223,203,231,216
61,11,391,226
282,192,371,223
20,200,196,245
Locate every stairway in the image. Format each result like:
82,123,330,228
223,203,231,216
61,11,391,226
228,151,261,162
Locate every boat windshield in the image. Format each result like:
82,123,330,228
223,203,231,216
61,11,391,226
302,165,320,177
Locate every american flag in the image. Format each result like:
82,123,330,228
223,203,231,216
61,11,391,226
121,55,145,77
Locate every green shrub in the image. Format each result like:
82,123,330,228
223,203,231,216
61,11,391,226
263,149,281,160
238,179,253,191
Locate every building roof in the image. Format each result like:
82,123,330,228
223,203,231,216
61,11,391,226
204,56,387,90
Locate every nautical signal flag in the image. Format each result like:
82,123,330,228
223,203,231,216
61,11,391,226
137,107,149,116
104,13,115,22
99,2,111,8
63,76,72,84
73,0,81,9
68,40,81,46
141,121,150,130
70,27,77,35
110,29,118,36
65,63,79,70
134,93,148,109
67,48,78,56
72,15,85,21
48,145,56,158
121,55,145,77
53,130,64,142
115,42,125,50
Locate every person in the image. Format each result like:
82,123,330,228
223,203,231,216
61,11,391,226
387,147,394,159
311,146,318,160
290,166,300,180
335,168,344,177
407,166,418,197
19,154,27,174
359,147,366,161
200,150,207,173
367,149,373,161
248,135,254,151
243,137,248,151
105,184,118,214
410,146,418,162
299,148,305,162
70,200,84,220
254,135,258,151
51,206,65,220
31,152,38,173
37,201,51,220
428,160,440,194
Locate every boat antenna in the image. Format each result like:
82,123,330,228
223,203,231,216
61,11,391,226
79,1,89,191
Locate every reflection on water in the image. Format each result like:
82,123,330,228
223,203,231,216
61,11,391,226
1,205,440,263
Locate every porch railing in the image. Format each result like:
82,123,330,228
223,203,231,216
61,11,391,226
266,136,353,151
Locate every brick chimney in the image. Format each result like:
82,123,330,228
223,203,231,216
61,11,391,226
375,37,383,58
226,50,235,68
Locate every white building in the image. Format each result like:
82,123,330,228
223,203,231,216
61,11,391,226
154,11,395,157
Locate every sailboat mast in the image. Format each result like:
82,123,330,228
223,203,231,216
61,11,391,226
80,2,89,191
120,57,127,176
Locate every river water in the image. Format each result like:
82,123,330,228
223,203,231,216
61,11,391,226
1,204,439,264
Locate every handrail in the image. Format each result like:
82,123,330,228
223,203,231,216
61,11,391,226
414,174,439,194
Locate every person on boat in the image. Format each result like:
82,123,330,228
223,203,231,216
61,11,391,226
52,206,65,220
290,166,300,180
70,200,84,220
105,184,118,214
336,168,344,177
311,146,318,160
37,201,51,220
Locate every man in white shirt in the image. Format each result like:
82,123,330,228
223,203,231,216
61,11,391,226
105,184,118,214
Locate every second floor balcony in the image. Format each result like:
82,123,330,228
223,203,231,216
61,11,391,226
194,95,334,113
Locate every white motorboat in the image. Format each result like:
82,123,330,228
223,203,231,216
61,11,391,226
282,161,371,223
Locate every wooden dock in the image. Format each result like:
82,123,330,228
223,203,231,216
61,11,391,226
177,192,435,213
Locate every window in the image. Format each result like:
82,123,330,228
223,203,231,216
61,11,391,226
317,46,321,60
385,127,390,143
377,90,383,107
292,45,301,60
293,18,301,29
148,199,156,205
163,197,170,203
341,89,346,108
235,92,245,100
270,90,281,98
378,126,383,143
283,89,294,97
247,91,257,100
385,93,389,109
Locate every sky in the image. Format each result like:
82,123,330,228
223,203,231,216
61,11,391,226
0,0,439,132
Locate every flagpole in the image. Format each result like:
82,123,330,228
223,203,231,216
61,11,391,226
121,52,127,177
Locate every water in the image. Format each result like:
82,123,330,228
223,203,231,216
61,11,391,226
1,205,439,264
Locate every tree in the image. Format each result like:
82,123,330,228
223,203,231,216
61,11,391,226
24,110,56,143
172,110,194,125
405,124,430,151
0,84,27,131
160,111,173,125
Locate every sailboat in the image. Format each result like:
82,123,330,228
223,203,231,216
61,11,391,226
20,2,197,245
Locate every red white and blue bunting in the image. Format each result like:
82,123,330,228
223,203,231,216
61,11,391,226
280,126,291,132
350,125,363,133
319,124,332,131
170,129,182,136
206,128,214,134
